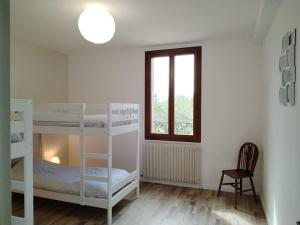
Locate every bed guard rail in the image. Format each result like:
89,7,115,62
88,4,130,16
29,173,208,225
109,103,139,136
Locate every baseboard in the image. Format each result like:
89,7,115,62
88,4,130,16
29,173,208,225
141,179,245,192
260,194,270,225
141,178,261,197
203,183,261,194
141,178,201,189
202,183,231,192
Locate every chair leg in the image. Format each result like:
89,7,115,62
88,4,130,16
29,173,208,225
249,177,258,204
240,179,243,196
234,178,238,209
217,173,224,197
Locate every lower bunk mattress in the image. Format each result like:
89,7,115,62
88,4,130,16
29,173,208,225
11,159,131,199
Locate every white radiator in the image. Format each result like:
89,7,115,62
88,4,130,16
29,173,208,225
143,141,201,187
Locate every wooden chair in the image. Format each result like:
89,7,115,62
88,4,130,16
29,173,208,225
217,142,259,209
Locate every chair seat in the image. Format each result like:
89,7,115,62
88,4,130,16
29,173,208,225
223,169,252,179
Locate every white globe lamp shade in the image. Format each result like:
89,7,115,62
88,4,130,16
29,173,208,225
78,8,115,44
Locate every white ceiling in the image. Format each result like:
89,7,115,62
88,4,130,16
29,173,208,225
11,0,261,54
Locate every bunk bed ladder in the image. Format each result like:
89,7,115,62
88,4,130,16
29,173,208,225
11,99,33,225
136,105,140,198
24,101,33,225
79,103,86,205
79,103,113,225
107,104,113,225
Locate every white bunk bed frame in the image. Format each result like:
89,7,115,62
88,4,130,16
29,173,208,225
11,99,33,225
33,103,140,225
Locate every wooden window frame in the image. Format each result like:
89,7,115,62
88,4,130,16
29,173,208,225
145,46,201,143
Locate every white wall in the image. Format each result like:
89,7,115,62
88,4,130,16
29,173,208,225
11,40,69,164
261,1,300,225
68,49,144,170
11,40,68,103
201,39,262,191
68,39,262,191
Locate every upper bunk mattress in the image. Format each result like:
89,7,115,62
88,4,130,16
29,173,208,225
33,115,107,128
11,159,130,199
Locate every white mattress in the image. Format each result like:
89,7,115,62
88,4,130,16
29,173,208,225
33,115,135,128
34,115,107,128
11,159,130,199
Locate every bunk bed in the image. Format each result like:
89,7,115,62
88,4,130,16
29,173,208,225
11,99,33,225
26,103,139,225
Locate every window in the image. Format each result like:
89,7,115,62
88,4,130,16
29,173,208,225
145,47,201,142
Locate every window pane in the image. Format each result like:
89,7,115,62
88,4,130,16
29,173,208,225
151,56,169,134
174,54,194,135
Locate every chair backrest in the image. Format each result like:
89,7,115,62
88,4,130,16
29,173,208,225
237,142,259,174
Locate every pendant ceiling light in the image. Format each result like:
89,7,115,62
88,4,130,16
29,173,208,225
78,8,115,44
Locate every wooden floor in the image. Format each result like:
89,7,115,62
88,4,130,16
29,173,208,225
12,182,267,225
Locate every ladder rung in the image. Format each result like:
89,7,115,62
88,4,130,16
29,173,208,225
11,142,26,159
85,175,109,182
11,121,25,133
11,180,24,191
83,152,108,160
11,216,26,225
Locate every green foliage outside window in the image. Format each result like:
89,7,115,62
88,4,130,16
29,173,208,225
152,95,193,135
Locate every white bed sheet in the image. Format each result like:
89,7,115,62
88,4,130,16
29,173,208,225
11,159,130,199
